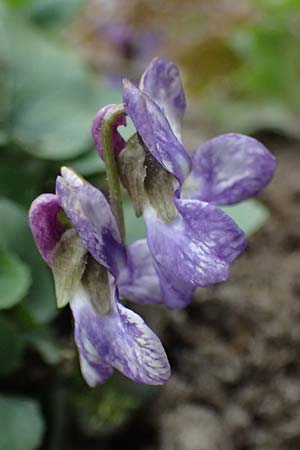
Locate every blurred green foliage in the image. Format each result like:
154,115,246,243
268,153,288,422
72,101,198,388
74,378,154,437
0,395,44,450
198,0,300,136
0,2,128,448
0,317,24,375
0,0,287,448
1,3,121,159
233,4,300,105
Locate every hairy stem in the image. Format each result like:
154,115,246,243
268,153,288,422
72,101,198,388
101,104,126,240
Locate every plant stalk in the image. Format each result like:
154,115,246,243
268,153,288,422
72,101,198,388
101,104,126,240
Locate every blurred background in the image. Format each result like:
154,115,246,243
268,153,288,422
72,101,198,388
0,0,300,449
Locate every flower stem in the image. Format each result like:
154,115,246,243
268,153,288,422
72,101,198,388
101,104,126,240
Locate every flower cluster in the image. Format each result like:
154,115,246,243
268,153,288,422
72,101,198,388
29,58,276,386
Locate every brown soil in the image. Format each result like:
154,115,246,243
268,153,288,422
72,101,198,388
68,135,300,450
137,135,300,450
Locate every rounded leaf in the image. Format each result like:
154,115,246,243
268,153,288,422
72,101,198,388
0,395,44,450
0,317,24,375
0,249,31,309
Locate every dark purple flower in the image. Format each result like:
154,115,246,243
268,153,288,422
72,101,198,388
29,167,170,386
93,58,276,308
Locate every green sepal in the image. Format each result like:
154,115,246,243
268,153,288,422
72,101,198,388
118,133,146,217
82,256,112,315
52,228,87,308
144,150,177,222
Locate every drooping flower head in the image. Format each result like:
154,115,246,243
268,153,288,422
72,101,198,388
92,58,276,309
29,168,170,386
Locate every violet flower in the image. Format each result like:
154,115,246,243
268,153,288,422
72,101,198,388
92,58,276,309
29,168,170,386
102,23,160,64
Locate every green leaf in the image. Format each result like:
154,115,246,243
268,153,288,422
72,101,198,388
0,197,29,252
25,329,63,365
123,201,146,244
0,249,31,309
0,317,24,375
0,157,46,205
0,198,56,322
21,0,84,29
71,151,106,176
1,4,122,160
222,199,269,236
4,0,33,6
202,97,300,138
0,395,44,450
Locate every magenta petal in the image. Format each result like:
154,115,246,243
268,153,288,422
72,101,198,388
118,239,162,304
71,285,170,385
144,199,246,308
185,133,276,205
56,177,126,277
29,194,65,266
123,80,192,184
91,104,127,159
139,58,186,140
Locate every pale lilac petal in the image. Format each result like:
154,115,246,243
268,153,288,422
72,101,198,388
184,133,276,205
76,340,113,387
144,200,246,308
139,58,186,140
152,259,194,309
118,239,162,304
92,104,127,159
56,178,126,277
71,285,170,385
174,197,246,263
60,166,85,187
123,80,192,184
29,194,65,266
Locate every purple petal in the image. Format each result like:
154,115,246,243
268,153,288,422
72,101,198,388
92,104,127,159
123,80,192,184
76,339,113,387
29,194,65,266
144,199,246,308
174,197,247,263
74,289,114,386
184,133,276,205
152,259,194,309
56,177,126,277
118,239,162,304
102,23,160,60
71,285,170,385
60,166,85,187
139,58,186,140
102,23,137,48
